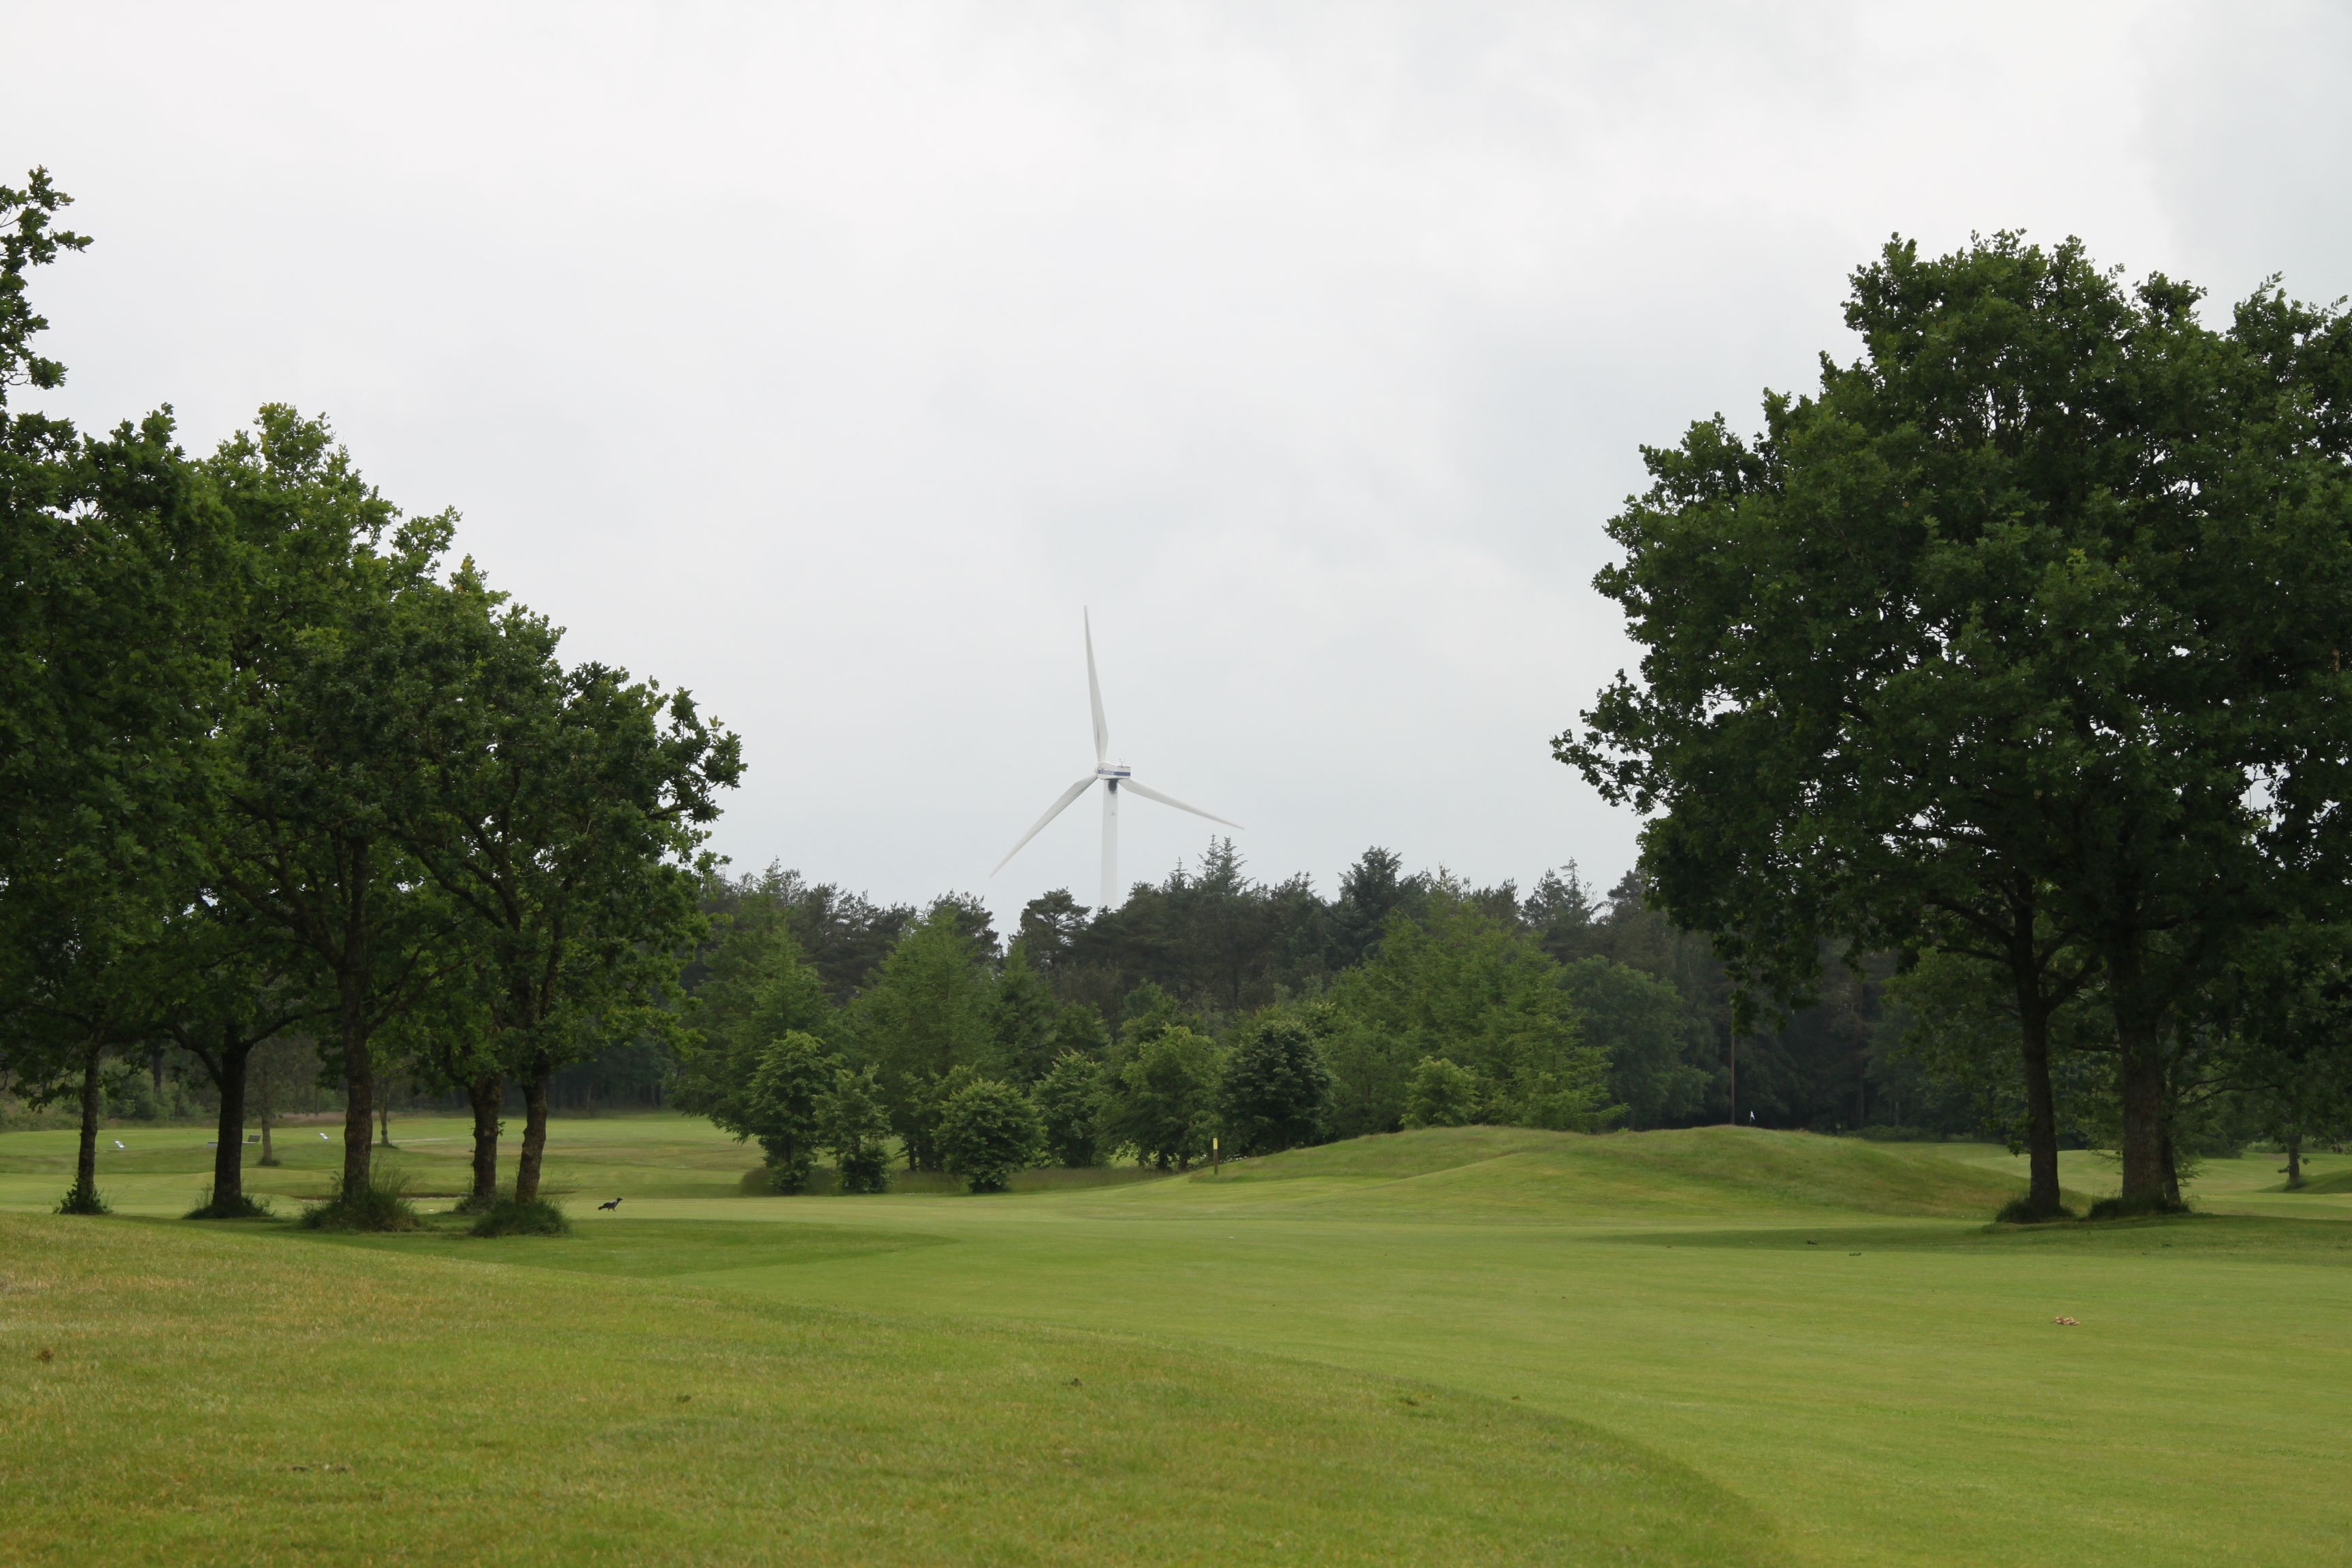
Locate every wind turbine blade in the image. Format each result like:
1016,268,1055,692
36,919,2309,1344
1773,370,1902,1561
1085,609,1109,765
1122,778,1243,830
992,777,1100,876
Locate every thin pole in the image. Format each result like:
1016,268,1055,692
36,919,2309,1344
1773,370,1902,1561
1100,779,1120,911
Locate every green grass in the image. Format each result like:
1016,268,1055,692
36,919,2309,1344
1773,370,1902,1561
1194,1122,2041,1217
5,1115,2351,1565
0,1209,1754,1567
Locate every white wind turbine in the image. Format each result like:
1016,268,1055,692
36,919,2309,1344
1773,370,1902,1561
993,611,1242,911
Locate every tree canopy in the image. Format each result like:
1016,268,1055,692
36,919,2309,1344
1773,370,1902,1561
1566,233,2352,1211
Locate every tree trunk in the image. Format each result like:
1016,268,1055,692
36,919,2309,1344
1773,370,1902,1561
338,976,374,1196
514,1068,550,1205
2284,1131,2304,1189
68,1040,104,1211
378,1095,392,1147
2011,972,2064,1219
2114,1010,2169,1206
210,1025,253,1212
2102,939,2170,1207
467,1071,504,1205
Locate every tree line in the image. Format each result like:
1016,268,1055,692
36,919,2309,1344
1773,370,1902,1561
670,853,1616,1191
0,172,740,1224
15,174,2342,1219
666,845,1924,1192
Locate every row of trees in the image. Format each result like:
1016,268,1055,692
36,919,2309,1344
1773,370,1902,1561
674,845,1910,1136
0,172,740,1220
1566,232,2352,1215
671,857,1653,1190
22,180,2336,1215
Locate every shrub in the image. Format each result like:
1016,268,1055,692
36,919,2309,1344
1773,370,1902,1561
1403,1058,1482,1128
54,1183,110,1215
938,1077,1043,1194
765,1145,817,1196
836,1141,892,1196
1993,1194,2074,1224
298,1171,423,1232
468,1196,570,1237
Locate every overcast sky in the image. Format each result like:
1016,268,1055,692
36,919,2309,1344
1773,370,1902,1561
7,2,2349,925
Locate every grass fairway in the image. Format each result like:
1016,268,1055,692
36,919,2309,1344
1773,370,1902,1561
4,1118,2349,1565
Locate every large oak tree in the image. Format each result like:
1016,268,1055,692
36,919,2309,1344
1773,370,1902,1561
1565,235,2352,1211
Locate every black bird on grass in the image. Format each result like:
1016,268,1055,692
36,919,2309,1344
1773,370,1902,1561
597,1198,622,1211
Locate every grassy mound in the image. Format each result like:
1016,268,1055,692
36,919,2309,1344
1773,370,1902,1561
1200,1124,2029,1219
2282,1166,2352,1194
0,1212,1771,1567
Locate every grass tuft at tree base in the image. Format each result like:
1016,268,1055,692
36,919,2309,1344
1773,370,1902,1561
299,1171,423,1232
54,1183,109,1215
466,1194,570,1237
1995,1194,2078,1224
185,1187,274,1220
2087,1192,2193,1221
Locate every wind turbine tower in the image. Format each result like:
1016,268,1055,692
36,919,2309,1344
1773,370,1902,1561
994,611,1241,911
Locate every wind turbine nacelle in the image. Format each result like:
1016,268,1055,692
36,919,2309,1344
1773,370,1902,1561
1095,763,1132,779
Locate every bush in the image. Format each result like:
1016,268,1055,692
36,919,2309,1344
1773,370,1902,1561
938,1077,1043,1194
186,1187,274,1220
1993,1194,2074,1224
764,1145,817,1196
835,1141,892,1195
468,1196,570,1237
298,1171,423,1232
1403,1058,1482,1128
54,1183,110,1215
